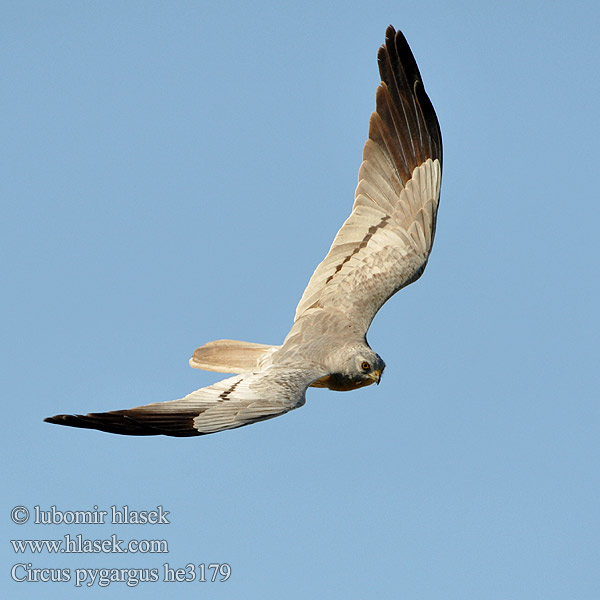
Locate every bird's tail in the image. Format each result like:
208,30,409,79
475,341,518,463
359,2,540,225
189,339,280,374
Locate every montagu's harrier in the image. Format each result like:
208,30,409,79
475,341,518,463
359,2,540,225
45,26,442,437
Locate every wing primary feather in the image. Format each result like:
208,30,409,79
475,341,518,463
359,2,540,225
43,411,202,437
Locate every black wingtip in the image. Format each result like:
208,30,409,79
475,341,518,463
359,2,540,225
378,25,398,66
376,24,442,166
44,410,202,437
44,413,118,432
44,415,69,425
385,24,397,42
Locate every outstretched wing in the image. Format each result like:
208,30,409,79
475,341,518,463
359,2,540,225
44,367,316,437
294,26,442,334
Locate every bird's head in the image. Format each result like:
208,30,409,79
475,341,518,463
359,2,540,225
347,346,386,387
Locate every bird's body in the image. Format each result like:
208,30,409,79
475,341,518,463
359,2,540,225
45,26,442,437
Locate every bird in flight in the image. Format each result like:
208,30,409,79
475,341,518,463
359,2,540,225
45,26,442,437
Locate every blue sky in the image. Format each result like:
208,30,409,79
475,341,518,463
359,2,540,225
2,1,599,598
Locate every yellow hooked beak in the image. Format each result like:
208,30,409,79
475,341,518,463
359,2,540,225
369,369,383,385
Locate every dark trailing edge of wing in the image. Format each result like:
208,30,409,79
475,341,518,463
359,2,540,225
44,411,202,437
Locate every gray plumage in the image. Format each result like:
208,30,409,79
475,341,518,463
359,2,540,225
45,26,442,437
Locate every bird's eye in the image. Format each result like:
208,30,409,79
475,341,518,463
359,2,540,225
361,361,371,371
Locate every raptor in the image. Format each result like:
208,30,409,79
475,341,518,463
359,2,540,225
45,26,442,437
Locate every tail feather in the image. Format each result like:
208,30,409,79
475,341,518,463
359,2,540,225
189,339,279,374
